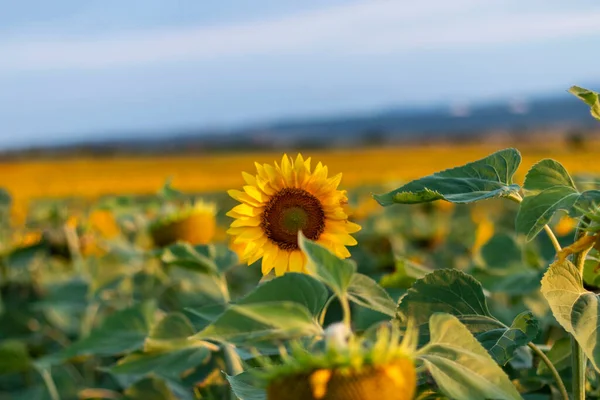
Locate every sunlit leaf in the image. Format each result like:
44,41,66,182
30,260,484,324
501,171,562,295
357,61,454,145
418,314,522,400
299,233,356,298
347,273,396,317
160,243,218,274
194,302,322,344
541,259,600,372
374,148,521,205
226,371,266,400
569,86,600,121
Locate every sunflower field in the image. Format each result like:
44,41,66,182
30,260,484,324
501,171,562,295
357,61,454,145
1,87,600,400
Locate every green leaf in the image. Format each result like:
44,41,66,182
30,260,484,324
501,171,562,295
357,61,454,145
397,269,504,339
124,377,180,400
0,340,31,374
418,313,522,400
536,338,571,375
569,85,600,120
110,313,212,379
160,243,218,274
60,302,155,359
347,273,396,317
476,312,539,365
516,159,600,240
373,148,521,206
237,273,328,317
481,233,522,269
541,259,600,372
226,371,266,400
298,233,356,298
0,188,10,207
110,347,211,379
194,302,322,344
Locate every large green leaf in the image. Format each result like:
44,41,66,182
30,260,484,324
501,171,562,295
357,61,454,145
60,302,155,359
298,233,356,298
569,85,600,120
237,273,328,317
476,311,539,365
193,302,322,344
516,159,600,240
373,148,521,206
397,269,504,338
347,273,396,317
418,314,522,400
541,259,600,372
226,371,266,400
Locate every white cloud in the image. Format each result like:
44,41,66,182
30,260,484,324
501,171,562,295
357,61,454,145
1,0,600,71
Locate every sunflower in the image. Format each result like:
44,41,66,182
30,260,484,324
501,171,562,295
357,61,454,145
149,201,217,247
227,154,361,276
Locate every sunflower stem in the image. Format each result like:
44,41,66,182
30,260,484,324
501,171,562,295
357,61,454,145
340,294,351,329
38,368,61,400
318,296,336,326
527,343,569,400
571,218,590,400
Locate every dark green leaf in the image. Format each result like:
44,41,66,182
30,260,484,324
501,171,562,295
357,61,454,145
481,233,521,269
398,269,503,339
476,312,539,365
418,314,522,400
536,338,571,375
374,148,521,206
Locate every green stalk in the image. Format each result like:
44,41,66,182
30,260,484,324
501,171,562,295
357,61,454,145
318,296,336,326
528,343,569,400
339,294,352,329
571,219,590,400
38,368,61,400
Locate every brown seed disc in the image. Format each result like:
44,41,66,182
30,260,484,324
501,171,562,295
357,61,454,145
260,188,325,250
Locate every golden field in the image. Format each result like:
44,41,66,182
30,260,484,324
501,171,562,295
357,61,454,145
2,143,600,203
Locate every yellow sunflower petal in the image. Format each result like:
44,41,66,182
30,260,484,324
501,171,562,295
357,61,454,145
274,250,290,276
227,190,262,207
244,185,269,203
261,243,278,275
320,232,358,246
242,171,257,186
288,251,305,273
226,203,263,218
230,217,261,228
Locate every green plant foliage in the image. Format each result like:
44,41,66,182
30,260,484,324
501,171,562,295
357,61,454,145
0,340,30,374
569,86,600,120
59,301,156,360
541,259,600,372
417,313,523,400
516,159,600,240
347,273,396,317
160,243,218,274
536,338,571,375
373,148,521,206
298,233,356,298
194,302,322,344
481,232,522,269
236,273,328,317
397,269,503,337
476,312,539,365
226,371,266,400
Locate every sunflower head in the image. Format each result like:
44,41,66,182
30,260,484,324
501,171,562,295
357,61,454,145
256,323,416,400
227,154,360,276
149,201,217,247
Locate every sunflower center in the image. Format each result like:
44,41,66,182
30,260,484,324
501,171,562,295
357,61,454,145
261,188,326,250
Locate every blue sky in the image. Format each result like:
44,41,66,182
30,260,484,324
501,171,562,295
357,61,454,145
1,0,600,149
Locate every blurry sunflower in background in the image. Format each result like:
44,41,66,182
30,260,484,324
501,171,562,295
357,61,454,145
227,154,361,276
149,200,217,247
